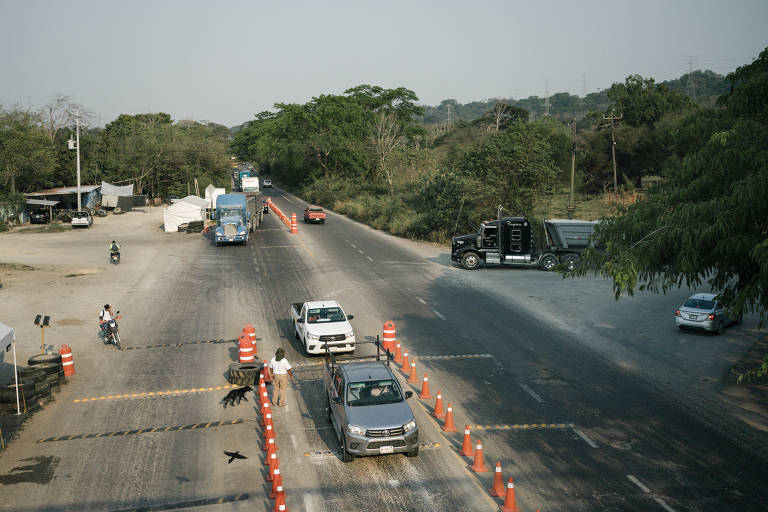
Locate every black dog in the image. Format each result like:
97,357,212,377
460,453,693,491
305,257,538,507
220,386,252,408
224,450,247,463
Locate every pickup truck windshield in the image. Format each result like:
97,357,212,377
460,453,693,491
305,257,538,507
220,208,243,218
346,379,402,406
307,307,345,323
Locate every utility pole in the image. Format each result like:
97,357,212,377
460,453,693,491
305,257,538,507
544,79,550,117
567,118,576,219
67,111,82,211
602,110,622,204
687,56,699,100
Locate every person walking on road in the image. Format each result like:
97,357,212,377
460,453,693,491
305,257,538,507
269,348,293,407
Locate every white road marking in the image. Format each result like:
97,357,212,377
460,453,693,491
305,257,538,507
366,256,374,262
282,196,295,204
654,497,677,512
626,474,651,493
573,428,598,448
433,310,446,321
350,244,357,249
344,239,351,244
519,383,544,403
358,249,364,255
417,297,427,305
291,434,298,450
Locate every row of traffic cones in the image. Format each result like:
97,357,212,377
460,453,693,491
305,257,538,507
257,370,288,512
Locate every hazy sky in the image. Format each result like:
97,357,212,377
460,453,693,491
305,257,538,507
2,0,766,127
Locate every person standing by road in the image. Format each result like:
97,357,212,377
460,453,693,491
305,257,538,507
269,348,293,407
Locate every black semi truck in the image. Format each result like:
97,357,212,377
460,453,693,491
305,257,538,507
451,217,597,271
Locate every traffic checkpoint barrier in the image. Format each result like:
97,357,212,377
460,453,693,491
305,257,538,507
418,374,433,399
243,324,257,352
499,478,519,512
382,321,396,352
290,213,298,234
60,345,75,376
238,334,254,363
408,362,419,384
267,198,291,227
490,462,505,497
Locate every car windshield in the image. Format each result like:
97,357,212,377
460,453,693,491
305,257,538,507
220,207,242,218
683,298,715,309
306,307,345,323
74,212,89,217
346,379,402,406
309,208,323,212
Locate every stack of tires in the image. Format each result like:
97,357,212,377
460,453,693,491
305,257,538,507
0,353,65,415
186,220,204,233
227,362,261,386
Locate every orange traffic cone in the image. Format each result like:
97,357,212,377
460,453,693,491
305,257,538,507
442,403,457,432
263,360,273,384
273,485,288,512
260,400,271,421
400,351,410,374
432,391,445,418
260,390,270,409
394,342,402,364
490,462,505,496
259,371,265,388
460,426,474,457
264,437,276,459
261,410,272,427
60,345,76,376
270,470,282,498
266,454,278,481
419,374,433,399
290,213,298,234
263,423,275,443
499,477,519,512
469,438,489,472
408,362,419,383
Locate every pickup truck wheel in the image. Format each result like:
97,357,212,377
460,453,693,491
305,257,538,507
405,445,419,458
341,437,355,462
539,253,558,271
461,252,480,270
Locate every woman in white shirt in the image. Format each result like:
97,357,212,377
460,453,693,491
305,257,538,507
269,348,293,407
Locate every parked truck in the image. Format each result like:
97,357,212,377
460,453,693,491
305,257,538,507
214,193,259,246
323,340,419,462
241,176,260,193
451,216,597,271
289,300,356,355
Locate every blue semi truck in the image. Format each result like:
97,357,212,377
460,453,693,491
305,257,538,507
214,193,262,246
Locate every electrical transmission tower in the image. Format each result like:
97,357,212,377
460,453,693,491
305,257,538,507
544,79,551,117
602,110,623,204
687,56,699,100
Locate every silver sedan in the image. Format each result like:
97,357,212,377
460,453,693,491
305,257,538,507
675,293,742,334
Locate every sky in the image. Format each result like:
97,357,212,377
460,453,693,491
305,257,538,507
1,0,766,128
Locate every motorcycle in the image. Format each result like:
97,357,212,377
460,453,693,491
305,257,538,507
100,312,122,348
110,252,120,265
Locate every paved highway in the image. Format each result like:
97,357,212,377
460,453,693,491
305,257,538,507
0,189,766,511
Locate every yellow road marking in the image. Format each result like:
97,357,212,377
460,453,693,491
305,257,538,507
73,384,236,403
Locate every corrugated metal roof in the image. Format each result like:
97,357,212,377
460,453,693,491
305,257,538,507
26,199,60,206
25,185,100,196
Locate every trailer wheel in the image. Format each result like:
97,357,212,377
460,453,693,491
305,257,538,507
461,252,480,270
538,253,558,271
562,254,579,272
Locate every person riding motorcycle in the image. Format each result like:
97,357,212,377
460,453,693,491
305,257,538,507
99,304,117,338
108,240,121,262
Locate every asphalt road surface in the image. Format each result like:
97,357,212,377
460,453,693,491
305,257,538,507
0,192,766,512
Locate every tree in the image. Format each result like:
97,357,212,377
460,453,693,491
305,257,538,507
572,48,768,327
607,74,694,127
39,94,87,144
0,106,55,193
371,111,404,195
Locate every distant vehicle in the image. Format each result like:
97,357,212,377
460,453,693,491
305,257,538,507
30,211,49,224
262,199,269,214
323,342,419,462
241,176,260,193
263,179,272,188
304,206,326,224
71,211,93,228
451,216,597,271
675,293,742,334
290,300,355,355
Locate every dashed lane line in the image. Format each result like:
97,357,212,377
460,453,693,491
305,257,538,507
468,423,575,430
519,383,545,403
73,384,239,403
120,338,238,351
366,256,374,262
37,419,244,443
433,310,446,321
573,428,599,448
417,297,427,305
626,475,678,512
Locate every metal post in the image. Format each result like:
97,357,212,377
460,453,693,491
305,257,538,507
12,335,20,415
76,114,82,211
41,326,45,354
610,121,618,204
497,204,503,262
568,118,576,219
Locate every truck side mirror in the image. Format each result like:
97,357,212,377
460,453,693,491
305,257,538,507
346,314,354,320
331,396,340,404
297,318,304,324
404,391,413,399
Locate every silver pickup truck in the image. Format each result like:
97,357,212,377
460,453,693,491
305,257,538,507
324,345,419,462
290,301,355,355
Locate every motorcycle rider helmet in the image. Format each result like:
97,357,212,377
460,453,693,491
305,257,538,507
104,304,110,309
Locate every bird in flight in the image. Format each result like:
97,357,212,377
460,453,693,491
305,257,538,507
224,450,247,463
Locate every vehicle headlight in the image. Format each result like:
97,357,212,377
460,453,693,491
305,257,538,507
345,330,354,339
238,230,246,235
403,420,417,432
306,333,320,341
456,240,465,245
347,424,365,436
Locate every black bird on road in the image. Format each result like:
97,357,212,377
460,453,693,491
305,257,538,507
224,450,247,463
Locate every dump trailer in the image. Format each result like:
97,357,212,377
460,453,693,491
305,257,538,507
214,193,256,246
450,216,597,271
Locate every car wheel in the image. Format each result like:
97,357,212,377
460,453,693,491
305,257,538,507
539,254,558,271
405,445,419,458
562,255,579,272
341,436,355,463
716,321,724,335
461,252,480,270
678,325,686,330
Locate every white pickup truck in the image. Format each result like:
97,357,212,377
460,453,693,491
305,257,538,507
290,301,356,355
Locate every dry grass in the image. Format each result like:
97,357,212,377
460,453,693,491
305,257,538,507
532,191,646,220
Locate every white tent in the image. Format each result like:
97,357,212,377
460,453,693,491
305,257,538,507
204,184,226,209
101,181,134,196
163,195,208,232
0,322,20,414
